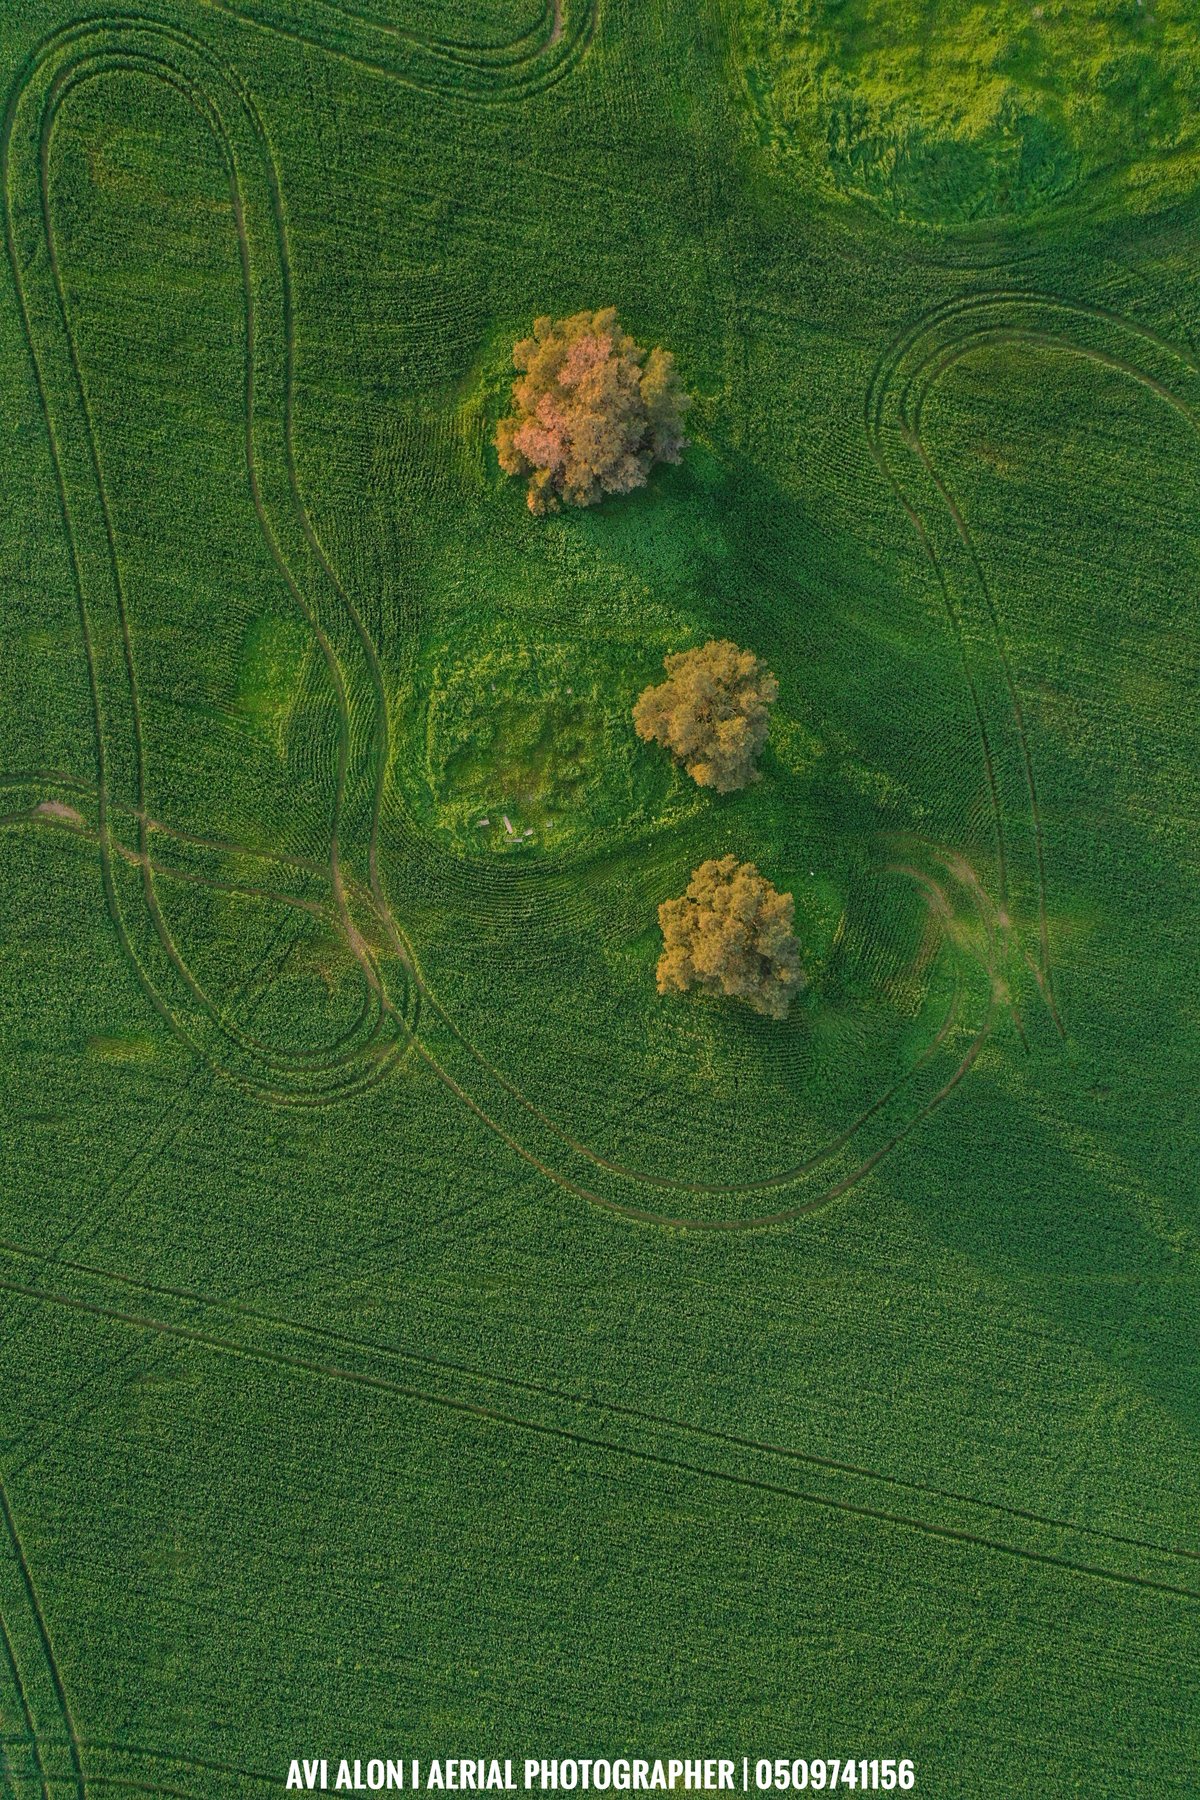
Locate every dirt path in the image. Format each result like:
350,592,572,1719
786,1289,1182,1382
34,799,84,827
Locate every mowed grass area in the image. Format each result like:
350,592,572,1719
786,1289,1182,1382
0,0,1198,1793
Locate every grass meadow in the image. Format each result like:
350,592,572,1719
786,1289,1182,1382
0,0,1198,1792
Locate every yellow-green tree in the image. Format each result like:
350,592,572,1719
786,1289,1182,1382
657,856,803,1019
634,640,777,793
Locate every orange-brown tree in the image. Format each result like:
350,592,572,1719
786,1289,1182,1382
633,639,777,793
656,856,803,1019
495,308,690,514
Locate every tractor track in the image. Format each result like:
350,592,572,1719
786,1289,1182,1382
866,284,1200,1048
195,0,596,105
5,12,993,1226
0,1255,1197,1605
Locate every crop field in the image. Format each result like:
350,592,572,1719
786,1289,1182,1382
0,0,1198,1793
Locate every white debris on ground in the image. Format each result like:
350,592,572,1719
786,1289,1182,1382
503,815,514,835
477,818,490,827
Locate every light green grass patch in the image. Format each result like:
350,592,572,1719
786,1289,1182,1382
234,614,312,754
735,0,1200,223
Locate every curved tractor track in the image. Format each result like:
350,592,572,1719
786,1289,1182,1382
196,0,596,102
867,286,1200,1045
3,16,418,1106
460,281,1200,1225
42,21,1193,1231
4,12,1009,1228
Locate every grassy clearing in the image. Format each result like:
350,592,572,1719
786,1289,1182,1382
734,0,1200,224
0,0,1198,1792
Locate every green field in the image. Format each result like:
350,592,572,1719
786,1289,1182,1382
1,0,1198,1793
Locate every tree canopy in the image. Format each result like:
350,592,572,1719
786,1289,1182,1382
656,855,804,1020
633,639,778,793
495,307,690,515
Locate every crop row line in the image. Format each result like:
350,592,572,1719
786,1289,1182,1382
4,1230,1196,1574
1,1260,1197,1605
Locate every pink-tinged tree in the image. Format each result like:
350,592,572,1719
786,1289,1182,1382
496,307,690,514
